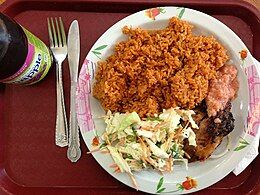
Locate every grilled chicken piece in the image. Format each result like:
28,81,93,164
184,101,234,162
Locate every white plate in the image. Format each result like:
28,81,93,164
76,7,260,194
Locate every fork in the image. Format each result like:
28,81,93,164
85,60,97,93
47,17,68,147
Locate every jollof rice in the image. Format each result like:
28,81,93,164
93,17,229,117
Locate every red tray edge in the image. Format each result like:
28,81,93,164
0,0,259,194
1,0,259,60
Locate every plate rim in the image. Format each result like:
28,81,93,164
76,6,258,194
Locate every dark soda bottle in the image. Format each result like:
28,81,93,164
0,13,52,84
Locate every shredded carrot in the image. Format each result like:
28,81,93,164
110,163,121,173
110,164,118,168
105,134,111,145
101,150,110,154
87,148,100,154
163,133,175,151
128,172,138,191
156,170,164,175
169,157,173,171
110,134,117,144
166,161,171,171
141,126,151,131
184,151,191,159
141,157,147,164
172,128,183,139
166,156,173,172
141,126,156,131
184,121,190,129
144,157,152,165
146,157,158,167
154,121,167,129
138,137,149,157
118,137,126,145
114,167,121,173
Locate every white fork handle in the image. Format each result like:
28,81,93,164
55,62,68,147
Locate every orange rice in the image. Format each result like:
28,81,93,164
93,17,229,117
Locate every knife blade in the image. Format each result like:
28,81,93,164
68,20,80,83
67,20,81,162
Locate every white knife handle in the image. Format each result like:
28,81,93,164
67,83,81,162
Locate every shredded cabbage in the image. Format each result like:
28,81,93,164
100,108,198,183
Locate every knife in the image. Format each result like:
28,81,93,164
67,20,81,162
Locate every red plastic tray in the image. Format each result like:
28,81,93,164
0,0,259,194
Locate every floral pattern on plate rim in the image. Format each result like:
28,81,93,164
234,136,250,151
232,49,260,152
156,176,197,193
91,45,108,59
76,59,95,133
242,50,260,138
145,7,166,20
177,7,186,19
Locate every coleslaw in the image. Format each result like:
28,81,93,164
94,107,198,189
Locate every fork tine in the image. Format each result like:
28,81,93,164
50,17,58,47
55,17,62,47
47,18,54,47
91,62,97,80
59,17,66,46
